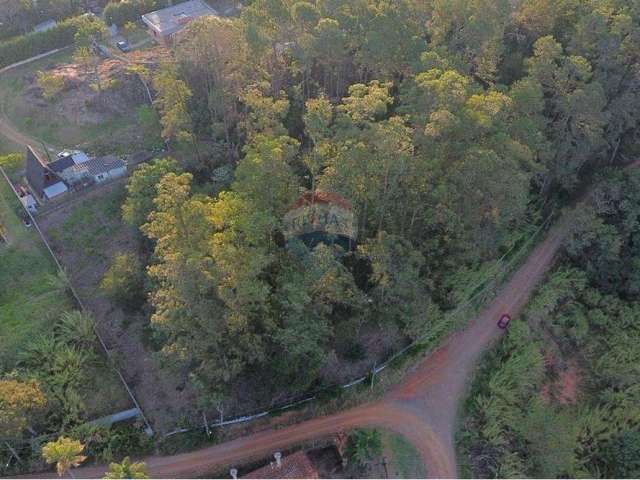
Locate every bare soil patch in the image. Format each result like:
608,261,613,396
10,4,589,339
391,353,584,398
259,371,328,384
37,181,201,432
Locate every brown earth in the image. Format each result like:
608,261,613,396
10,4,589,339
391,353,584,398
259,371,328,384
21,48,167,126
35,181,202,433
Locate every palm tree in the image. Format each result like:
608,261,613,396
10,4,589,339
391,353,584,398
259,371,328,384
104,457,149,479
42,436,87,478
57,311,97,349
345,429,383,467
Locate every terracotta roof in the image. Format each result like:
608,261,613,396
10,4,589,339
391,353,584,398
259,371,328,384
242,451,319,479
289,191,353,211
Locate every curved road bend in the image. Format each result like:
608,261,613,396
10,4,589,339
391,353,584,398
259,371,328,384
38,219,567,479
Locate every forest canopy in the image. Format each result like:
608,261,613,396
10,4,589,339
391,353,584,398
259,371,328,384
112,0,640,411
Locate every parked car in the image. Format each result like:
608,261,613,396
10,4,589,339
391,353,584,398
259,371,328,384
497,313,511,329
116,40,130,52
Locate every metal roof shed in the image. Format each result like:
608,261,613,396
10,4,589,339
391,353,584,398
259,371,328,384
141,0,217,39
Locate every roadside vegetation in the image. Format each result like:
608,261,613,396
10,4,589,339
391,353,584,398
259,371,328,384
100,0,640,432
1,0,639,475
0,155,135,476
458,170,640,478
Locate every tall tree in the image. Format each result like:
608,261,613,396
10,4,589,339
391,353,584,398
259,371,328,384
0,378,46,439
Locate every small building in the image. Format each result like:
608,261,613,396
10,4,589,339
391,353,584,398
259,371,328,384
242,451,319,479
63,155,127,184
141,0,217,45
25,146,68,202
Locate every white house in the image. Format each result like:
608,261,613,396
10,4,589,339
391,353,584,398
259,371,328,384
64,156,127,184
141,0,217,45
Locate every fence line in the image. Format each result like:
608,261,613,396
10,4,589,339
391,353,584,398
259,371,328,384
1,160,557,443
0,166,153,436
164,213,555,437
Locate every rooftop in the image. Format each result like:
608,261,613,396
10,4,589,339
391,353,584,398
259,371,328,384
242,451,319,479
68,155,126,177
141,0,217,36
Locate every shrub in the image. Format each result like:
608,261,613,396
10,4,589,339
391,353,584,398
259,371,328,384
0,15,105,69
36,71,66,101
104,0,171,27
100,252,146,311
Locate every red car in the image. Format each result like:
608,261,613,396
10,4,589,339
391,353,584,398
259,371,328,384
497,313,511,329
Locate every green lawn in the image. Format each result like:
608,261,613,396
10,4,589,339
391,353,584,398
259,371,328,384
382,430,427,479
0,178,72,366
0,176,130,416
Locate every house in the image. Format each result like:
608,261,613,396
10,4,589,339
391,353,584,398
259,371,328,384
242,451,319,479
62,155,127,185
25,146,68,202
141,0,217,45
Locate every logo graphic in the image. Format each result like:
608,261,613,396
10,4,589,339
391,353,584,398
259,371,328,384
283,191,357,250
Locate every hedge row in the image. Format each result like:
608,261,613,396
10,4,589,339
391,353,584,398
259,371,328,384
103,0,172,27
0,15,102,70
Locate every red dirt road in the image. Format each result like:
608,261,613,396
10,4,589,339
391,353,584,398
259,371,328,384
47,219,567,479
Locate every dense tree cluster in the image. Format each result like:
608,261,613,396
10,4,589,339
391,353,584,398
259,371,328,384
113,0,640,420
460,170,640,478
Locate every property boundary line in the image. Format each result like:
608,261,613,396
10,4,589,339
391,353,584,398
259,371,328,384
0,165,154,436
164,212,555,437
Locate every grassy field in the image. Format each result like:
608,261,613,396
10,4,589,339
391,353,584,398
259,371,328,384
0,177,72,365
381,430,427,478
0,173,130,416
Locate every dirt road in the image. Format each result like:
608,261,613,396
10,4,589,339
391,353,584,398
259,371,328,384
46,216,566,479
0,50,62,153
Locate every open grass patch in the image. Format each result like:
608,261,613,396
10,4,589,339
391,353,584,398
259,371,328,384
0,176,130,420
381,430,427,479
0,179,72,365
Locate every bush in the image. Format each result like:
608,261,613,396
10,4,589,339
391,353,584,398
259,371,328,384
100,253,146,311
69,423,153,463
104,0,171,27
0,15,105,69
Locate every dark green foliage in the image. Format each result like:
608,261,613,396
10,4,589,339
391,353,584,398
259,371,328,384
100,253,147,311
103,0,171,27
461,170,640,477
603,431,640,479
0,15,104,69
345,429,383,467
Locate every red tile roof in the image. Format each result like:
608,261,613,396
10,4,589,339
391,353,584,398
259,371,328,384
289,191,353,211
242,451,319,479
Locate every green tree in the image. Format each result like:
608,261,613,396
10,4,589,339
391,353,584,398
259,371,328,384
345,429,383,467
152,63,195,151
122,157,180,230
603,431,640,478
42,436,87,477
104,456,149,479
0,378,47,439
358,232,439,338
36,71,66,101
56,311,96,350
100,253,146,310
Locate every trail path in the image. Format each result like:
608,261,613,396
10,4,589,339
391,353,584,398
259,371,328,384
40,216,567,479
